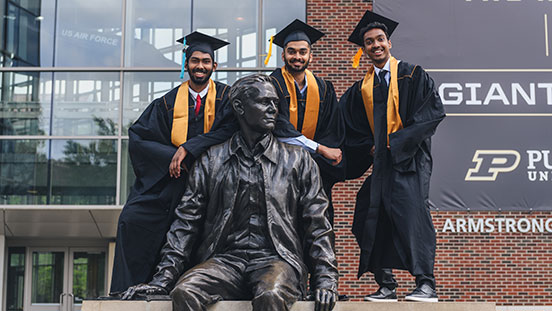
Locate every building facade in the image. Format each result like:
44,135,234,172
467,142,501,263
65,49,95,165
0,0,303,310
1,0,551,310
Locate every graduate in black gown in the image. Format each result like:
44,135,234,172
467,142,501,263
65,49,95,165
110,32,238,294
267,20,345,224
340,11,445,302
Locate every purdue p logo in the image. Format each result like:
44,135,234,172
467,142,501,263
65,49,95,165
465,150,521,181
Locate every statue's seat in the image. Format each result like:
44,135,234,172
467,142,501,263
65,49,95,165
82,300,495,311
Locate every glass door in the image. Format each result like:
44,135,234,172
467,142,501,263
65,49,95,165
22,247,107,311
25,248,68,311
68,249,107,311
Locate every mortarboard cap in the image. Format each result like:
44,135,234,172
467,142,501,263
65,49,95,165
264,19,324,65
177,31,229,60
272,19,325,48
176,31,229,79
348,10,399,46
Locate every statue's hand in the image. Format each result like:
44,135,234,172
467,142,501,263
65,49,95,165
121,284,167,300
314,288,337,311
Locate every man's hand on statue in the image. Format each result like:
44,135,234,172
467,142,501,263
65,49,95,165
316,145,342,166
169,146,188,178
121,284,167,300
314,288,337,311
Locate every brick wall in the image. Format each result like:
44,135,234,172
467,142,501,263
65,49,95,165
307,0,552,305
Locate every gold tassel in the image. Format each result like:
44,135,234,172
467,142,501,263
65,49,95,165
264,36,274,65
352,48,363,68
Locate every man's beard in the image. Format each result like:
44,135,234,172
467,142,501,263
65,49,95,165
284,58,310,74
189,68,213,85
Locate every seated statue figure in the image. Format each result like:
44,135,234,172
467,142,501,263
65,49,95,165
122,74,338,311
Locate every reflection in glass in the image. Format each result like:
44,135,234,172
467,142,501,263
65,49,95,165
52,72,120,136
120,139,135,205
0,139,48,205
55,0,122,67
6,247,25,311
50,139,117,205
193,0,257,68
122,72,181,135
211,71,255,86
0,72,52,135
263,0,306,68
122,71,254,135
72,251,106,302
31,251,64,304
124,0,191,67
1,0,56,67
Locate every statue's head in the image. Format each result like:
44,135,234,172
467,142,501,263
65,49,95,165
229,74,279,134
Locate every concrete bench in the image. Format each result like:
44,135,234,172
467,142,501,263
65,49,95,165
82,300,496,311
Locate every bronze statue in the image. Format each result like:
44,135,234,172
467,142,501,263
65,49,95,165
122,74,338,311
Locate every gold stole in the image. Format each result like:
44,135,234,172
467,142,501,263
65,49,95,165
171,79,217,147
281,67,320,140
360,56,403,145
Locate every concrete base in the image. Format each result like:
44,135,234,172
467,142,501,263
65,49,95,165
82,300,496,311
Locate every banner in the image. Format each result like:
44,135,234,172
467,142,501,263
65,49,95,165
373,0,552,210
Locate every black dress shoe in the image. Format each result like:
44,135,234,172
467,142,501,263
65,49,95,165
338,294,349,301
364,287,397,302
405,283,438,302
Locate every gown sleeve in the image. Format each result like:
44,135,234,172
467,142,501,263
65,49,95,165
339,81,374,180
388,66,446,168
128,97,177,194
309,80,346,183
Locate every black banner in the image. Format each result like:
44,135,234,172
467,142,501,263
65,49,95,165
374,0,552,210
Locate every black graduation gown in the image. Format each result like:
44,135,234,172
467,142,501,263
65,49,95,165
340,62,445,278
110,81,237,293
270,68,345,223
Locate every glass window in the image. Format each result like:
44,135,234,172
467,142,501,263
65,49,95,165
11,0,43,15
0,139,48,205
122,72,182,135
1,0,56,67
72,251,106,302
55,0,123,67
211,71,256,85
31,251,64,304
122,71,254,135
50,139,117,205
0,72,52,135
52,72,120,136
193,0,257,68
124,0,191,67
263,0,306,68
6,247,25,311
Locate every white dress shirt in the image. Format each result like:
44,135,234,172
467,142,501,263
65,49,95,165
188,83,209,111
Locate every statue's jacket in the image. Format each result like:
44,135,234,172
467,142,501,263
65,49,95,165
149,132,338,296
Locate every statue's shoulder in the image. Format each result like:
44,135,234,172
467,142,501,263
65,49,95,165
205,137,232,159
275,139,312,162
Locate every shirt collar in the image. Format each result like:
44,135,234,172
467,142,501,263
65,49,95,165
374,58,391,76
294,79,308,96
188,82,210,99
227,132,278,164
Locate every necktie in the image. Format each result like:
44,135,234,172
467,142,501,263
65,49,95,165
378,69,388,101
378,69,388,88
378,69,389,103
195,94,201,117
